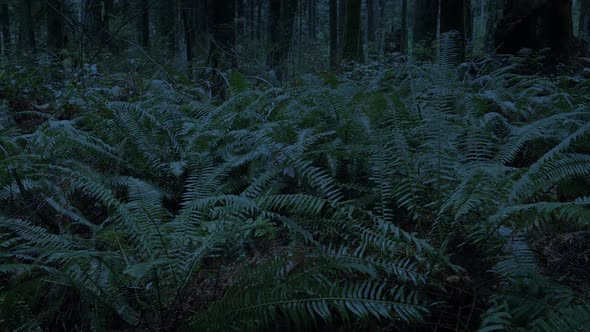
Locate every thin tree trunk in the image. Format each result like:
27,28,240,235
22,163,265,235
140,0,150,49
342,0,363,62
400,0,407,54
103,0,113,46
329,0,338,67
182,0,193,75
338,0,345,54
257,0,263,41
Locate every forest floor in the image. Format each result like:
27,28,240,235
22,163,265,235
1,53,590,331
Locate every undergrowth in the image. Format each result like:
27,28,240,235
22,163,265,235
1,55,589,331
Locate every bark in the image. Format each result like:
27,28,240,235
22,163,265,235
495,0,574,58
413,0,437,51
342,0,363,61
329,0,338,67
0,2,10,55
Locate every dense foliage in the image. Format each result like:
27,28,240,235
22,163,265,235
1,50,590,331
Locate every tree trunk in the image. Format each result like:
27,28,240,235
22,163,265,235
400,0,407,54
329,0,338,67
21,0,36,52
257,0,263,41
485,0,503,52
464,0,472,50
249,0,255,39
181,0,193,71
342,0,363,61
367,0,376,42
495,0,574,58
338,0,345,53
440,0,466,63
0,1,10,55
140,0,150,49
413,0,437,51
579,0,590,41
269,0,296,78
103,0,113,46
47,0,66,57
542,0,573,57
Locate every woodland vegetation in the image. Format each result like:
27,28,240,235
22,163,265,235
1,0,590,331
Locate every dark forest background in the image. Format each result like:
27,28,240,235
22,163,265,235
1,0,589,79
